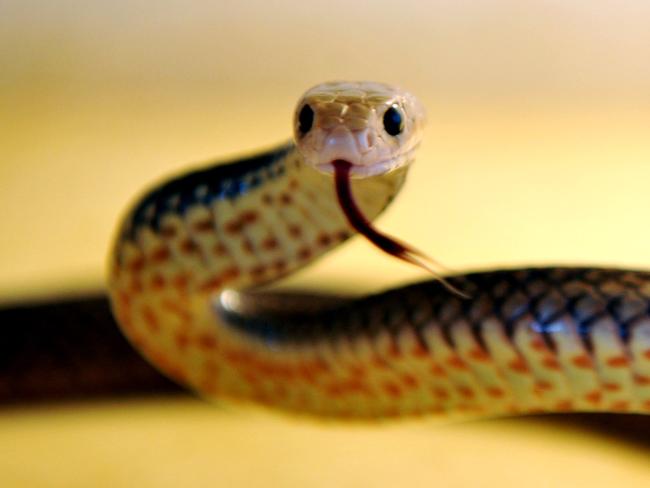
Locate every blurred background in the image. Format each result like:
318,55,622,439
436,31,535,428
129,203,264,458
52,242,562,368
1,1,649,486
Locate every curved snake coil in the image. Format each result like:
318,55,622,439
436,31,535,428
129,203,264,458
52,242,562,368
108,81,650,419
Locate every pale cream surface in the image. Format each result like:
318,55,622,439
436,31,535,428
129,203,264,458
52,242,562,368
1,1,650,486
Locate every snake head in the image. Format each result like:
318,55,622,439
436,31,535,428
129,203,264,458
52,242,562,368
293,81,426,178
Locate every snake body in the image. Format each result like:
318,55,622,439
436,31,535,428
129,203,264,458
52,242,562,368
108,82,650,418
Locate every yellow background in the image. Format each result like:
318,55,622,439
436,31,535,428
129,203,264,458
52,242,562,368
1,1,649,486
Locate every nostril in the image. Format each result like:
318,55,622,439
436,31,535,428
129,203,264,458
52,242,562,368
366,132,375,148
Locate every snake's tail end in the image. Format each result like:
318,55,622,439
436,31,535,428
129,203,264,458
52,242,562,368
333,159,468,299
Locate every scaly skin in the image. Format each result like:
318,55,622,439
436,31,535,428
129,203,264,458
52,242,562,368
107,82,650,419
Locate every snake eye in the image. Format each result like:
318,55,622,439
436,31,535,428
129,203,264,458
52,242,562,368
383,105,403,136
298,104,314,135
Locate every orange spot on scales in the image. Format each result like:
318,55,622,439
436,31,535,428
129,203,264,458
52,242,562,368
606,356,629,368
486,386,505,398
200,267,241,291
313,358,330,373
456,386,475,399
335,230,351,241
288,224,302,238
504,404,521,415
171,273,189,293
197,333,218,350
223,348,256,367
400,374,418,389
317,233,332,247
458,404,482,413
603,382,621,392
213,243,228,256
432,387,449,400
126,328,144,347
222,266,240,281
250,265,267,278
192,218,214,232
252,391,271,404
128,256,145,273
388,342,402,359
151,247,171,263
340,380,372,396
225,219,243,234
161,299,192,322
468,348,490,362
116,309,134,333
294,368,316,385
262,236,279,250
180,239,199,254
110,263,121,281
199,378,220,396
160,224,177,238
610,400,629,411
347,365,366,378
174,332,190,351
447,355,468,370
542,357,561,370
554,400,574,411
150,273,166,290
529,338,547,352
411,343,429,358
256,361,297,381
272,259,287,272
585,390,602,404
634,374,650,385
572,354,593,369
117,291,131,310
242,239,255,254
508,357,530,374
382,382,403,398
199,276,223,292
298,247,312,260
148,350,183,381
430,363,447,377
128,278,143,294
241,210,258,224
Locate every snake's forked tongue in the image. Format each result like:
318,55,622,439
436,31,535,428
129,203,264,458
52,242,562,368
333,160,466,297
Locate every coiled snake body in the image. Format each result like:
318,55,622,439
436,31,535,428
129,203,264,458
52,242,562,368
108,81,650,418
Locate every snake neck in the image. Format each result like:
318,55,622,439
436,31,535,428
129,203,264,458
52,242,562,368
107,143,408,410
109,143,407,293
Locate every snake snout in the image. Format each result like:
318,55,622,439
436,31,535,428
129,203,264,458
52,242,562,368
315,126,388,177
320,126,362,167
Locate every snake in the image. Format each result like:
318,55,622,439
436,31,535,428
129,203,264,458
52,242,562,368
107,81,650,419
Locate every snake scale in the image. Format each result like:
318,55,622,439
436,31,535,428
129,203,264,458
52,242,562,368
107,81,650,419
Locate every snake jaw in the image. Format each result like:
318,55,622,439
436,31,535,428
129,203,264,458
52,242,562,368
317,158,402,178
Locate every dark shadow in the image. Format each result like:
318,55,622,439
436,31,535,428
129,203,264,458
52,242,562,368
491,413,650,451
0,294,182,404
